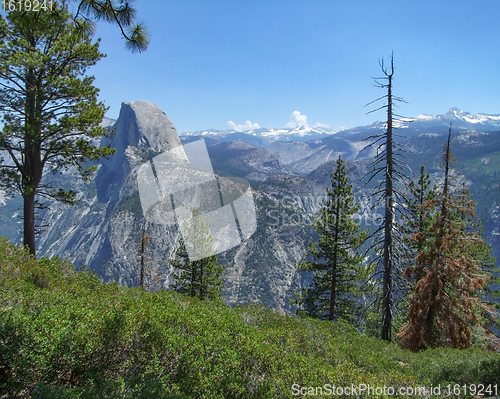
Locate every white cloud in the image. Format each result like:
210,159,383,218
227,120,260,132
313,122,330,129
285,111,309,129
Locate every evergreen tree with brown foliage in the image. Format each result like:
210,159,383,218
398,125,495,351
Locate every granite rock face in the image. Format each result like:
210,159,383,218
37,101,187,286
101,101,182,170
35,101,308,312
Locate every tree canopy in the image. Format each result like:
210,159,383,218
0,5,115,255
169,210,225,300
69,0,150,52
294,156,368,325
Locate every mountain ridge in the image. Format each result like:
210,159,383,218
181,108,500,144
1,101,498,312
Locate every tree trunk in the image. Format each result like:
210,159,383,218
425,124,452,346
22,40,42,257
199,261,204,300
329,264,337,321
381,73,394,341
23,191,36,255
329,175,341,321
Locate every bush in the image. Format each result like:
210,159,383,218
0,237,499,398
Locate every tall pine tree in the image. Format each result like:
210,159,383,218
294,156,368,324
398,125,495,351
0,6,115,256
390,165,436,332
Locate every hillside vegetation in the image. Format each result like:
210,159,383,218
1,237,499,398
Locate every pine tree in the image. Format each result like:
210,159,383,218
389,165,436,331
402,165,436,281
69,0,150,52
294,156,368,324
0,6,115,256
398,125,495,351
169,210,225,300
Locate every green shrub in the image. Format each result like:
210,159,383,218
0,237,499,398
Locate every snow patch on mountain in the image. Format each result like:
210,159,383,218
415,108,500,126
184,110,337,142
456,130,489,142
183,125,337,142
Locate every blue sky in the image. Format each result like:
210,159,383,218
90,0,500,134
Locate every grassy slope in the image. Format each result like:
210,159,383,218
1,237,499,399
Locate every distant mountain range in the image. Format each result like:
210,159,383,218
182,108,500,178
1,103,499,312
183,108,500,143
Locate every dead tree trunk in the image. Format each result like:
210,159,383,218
140,229,150,288
362,54,411,341
381,67,394,341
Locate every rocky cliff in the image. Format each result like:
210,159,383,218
34,101,309,312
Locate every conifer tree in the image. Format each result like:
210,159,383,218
402,165,436,281
294,156,368,324
0,6,115,256
169,210,225,300
69,0,150,52
398,125,495,351
390,166,436,332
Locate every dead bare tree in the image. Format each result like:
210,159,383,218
361,54,412,341
139,230,149,288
